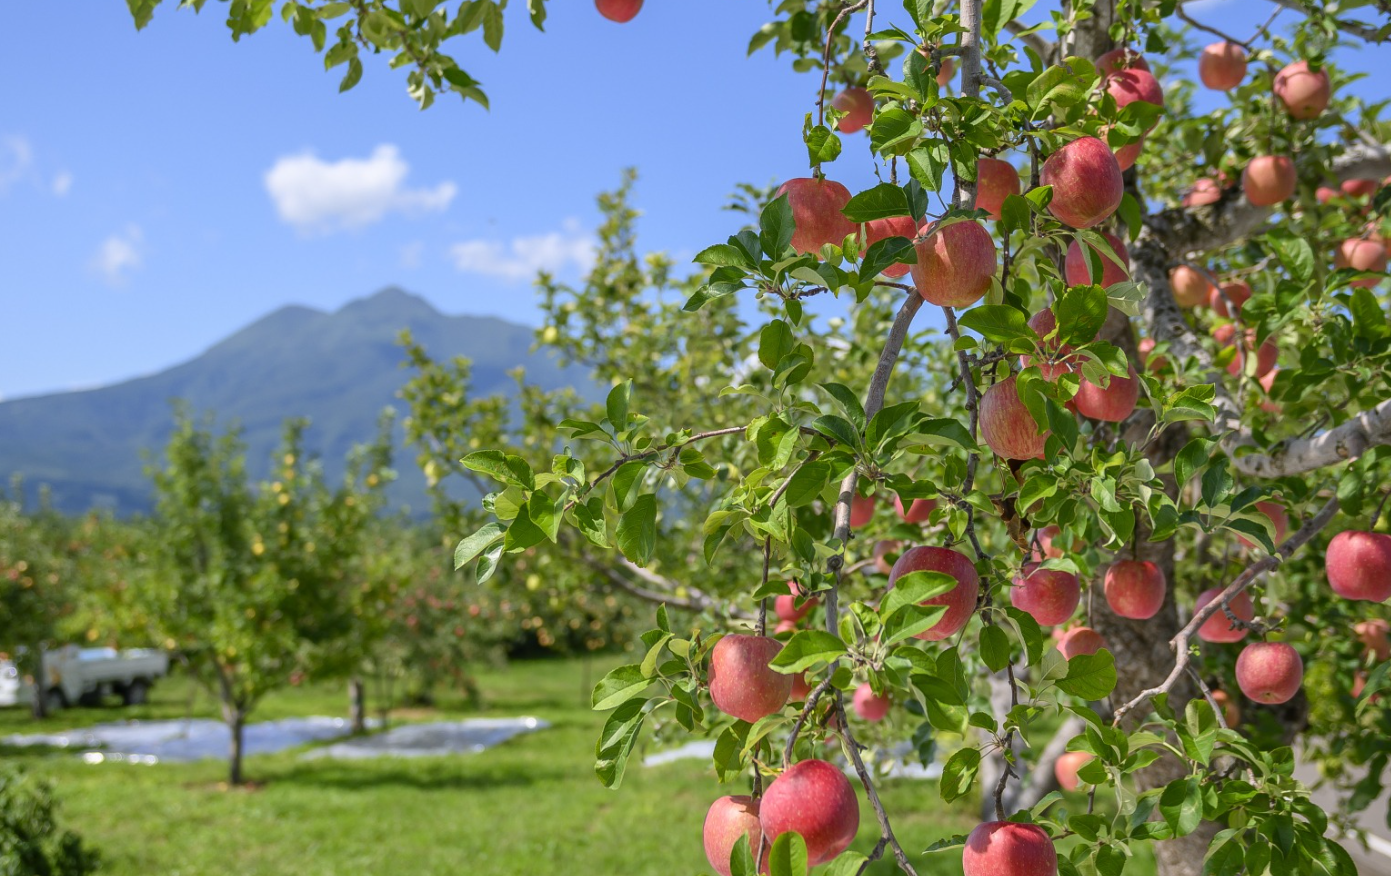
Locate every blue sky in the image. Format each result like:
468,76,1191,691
0,0,1385,399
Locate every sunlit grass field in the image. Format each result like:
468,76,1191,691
0,657,1146,875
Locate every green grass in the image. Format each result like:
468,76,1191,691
0,657,1119,875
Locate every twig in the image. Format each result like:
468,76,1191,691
783,676,836,766
757,537,772,636
1267,0,1390,42
834,693,920,875
1176,4,1253,49
992,662,1020,820
1111,496,1340,724
816,1,870,129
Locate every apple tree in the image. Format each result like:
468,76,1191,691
132,1,1391,874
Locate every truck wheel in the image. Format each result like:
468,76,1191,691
78,690,103,707
123,680,149,706
45,688,68,712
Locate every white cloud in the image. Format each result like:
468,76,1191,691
448,219,597,282
51,171,73,197
91,225,143,286
264,144,456,234
0,136,33,193
399,240,425,270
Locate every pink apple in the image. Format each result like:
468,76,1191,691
1064,231,1130,287
1342,178,1380,198
1355,618,1391,661
1326,531,1391,601
1209,280,1251,318
980,376,1050,460
704,795,763,876
1105,68,1165,129
937,56,955,87
1054,751,1093,792
1058,627,1105,659
1183,176,1225,207
1170,265,1214,307
873,539,904,576
1235,641,1304,704
1194,587,1255,643
789,671,813,702
1211,688,1241,726
895,495,937,524
831,87,875,134
910,219,998,308
1024,309,1084,381
709,634,793,723
1259,368,1282,413
1111,134,1144,171
1316,185,1340,204
1041,137,1124,228
775,619,798,635
1138,337,1167,372
775,178,857,256
1074,365,1141,423
863,215,918,278
1011,564,1081,626
887,545,981,641
962,821,1058,876
850,494,876,528
760,760,860,865
1335,237,1387,288
852,683,891,722
1242,155,1296,207
1273,60,1331,120
1237,501,1288,550
1096,47,1149,75
1104,560,1166,620
976,157,1021,220
775,581,817,623
595,0,642,22
1034,524,1065,561
1199,41,1248,90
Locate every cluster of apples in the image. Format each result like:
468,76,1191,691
595,0,642,23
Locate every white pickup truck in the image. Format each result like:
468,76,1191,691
0,646,170,711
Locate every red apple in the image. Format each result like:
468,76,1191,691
760,760,860,866
704,796,763,876
709,634,793,723
863,215,918,278
976,157,1021,220
1209,280,1251,318
1054,751,1093,792
1235,641,1304,704
1058,626,1105,659
1199,41,1248,90
1012,564,1081,626
1316,185,1340,204
1242,155,1296,207
831,87,875,134
910,219,998,308
872,539,904,576
1327,531,1391,602
1024,309,1085,381
1211,688,1241,726
1111,134,1144,171
1064,231,1130,287
789,671,814,702
1138,337,1167,372
963,821,1058,876
775,178,857,256
1355,618,1391,661
1274,60,1331,120
1097,47,1149,75
1194,587,1255,643
775,581,818,623
1074,365,1141,423
1335,237,1387,288
895,495,937,524
1034,524,1065,561
1104,559,1166,620
1105,68,1165,129
980,376,1050,460
775,619,798,635
1342,178,1380,198
1041,137,1124,229
887,545,981,641
852,683,891,722
850,494,876,528
595,0,642,22
1259,368,1282,413
1183,176,1224,207
937,57,954,87
1170,265,1214,307
1237,501,1289,550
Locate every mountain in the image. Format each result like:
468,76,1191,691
0,288,587,515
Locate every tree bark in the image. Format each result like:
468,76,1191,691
349,676,367,735
228,708,245,786
29,646,47,720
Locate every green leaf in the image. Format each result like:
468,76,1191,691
594,698,646,789
1057,650,1117,700
475,539,504,584
1159,776,1203,837
1174,437,1212,488
861,234,916,278
782,461,831,507
454,522,505,569
912,417,979,451
979,625,1011,672
1053,284,1107,345
842,183,912,222
760,193,795,257
959,304,1033,344
684,282,742,312
616,495,657,566
939,747,982,802
811,415,864,452
760,320,796,371
591,664,653,710
771,630,848,673
502,501,548,552
806,124,843,167
1105,281,1146,317
1265,228,1315,284
820,383,867,431
461,450,535,489
906,141,950,192
693,243,754,268
768,832,810,876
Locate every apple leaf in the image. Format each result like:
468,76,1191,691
767,833,809,876
842,182,912,222
771,630,848,673
939,747,982,802
1057,650,1117,700
591,663,653,711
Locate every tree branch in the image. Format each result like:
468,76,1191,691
1111,496,1340,724
1004,19,1055,63
1269,0,1391,42
581,553,751,619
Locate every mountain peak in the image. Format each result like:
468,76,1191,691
338,286,439,320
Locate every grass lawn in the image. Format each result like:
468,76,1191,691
0,656,1145,875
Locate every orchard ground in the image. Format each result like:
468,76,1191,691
0,656,1108,876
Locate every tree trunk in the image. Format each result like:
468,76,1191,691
349,676,366,735
29,647,46,720
227,709,246,786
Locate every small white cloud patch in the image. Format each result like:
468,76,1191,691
0,136,34,193
92,225,143,286
448,219,597,282
264,144,456,234
52,172,73,197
